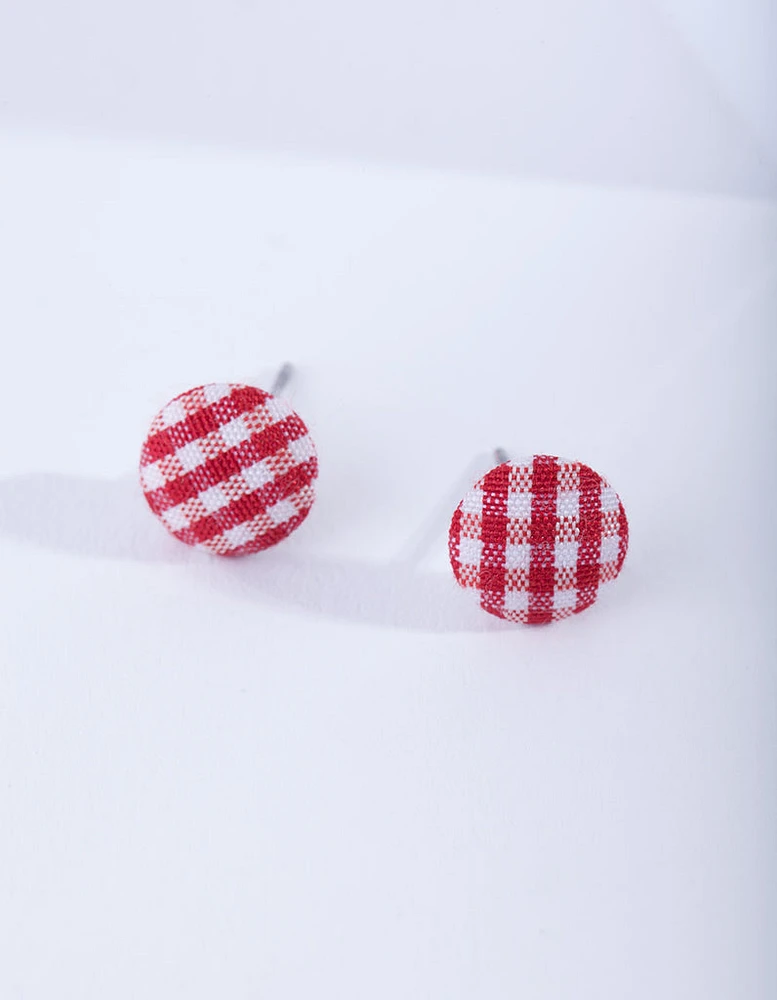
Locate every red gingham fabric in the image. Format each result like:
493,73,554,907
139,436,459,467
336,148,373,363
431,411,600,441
448,455,628,624
140,383,317,555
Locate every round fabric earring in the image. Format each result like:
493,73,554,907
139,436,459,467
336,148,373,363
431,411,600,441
448,452,628,624
139,364,317,555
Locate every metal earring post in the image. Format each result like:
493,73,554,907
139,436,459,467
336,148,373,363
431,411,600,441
397,449,511,567
271,362,294,396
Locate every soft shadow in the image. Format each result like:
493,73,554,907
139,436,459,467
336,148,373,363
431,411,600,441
0,473,189,564
0,474,505,634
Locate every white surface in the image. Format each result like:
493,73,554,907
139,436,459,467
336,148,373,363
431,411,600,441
0,0,775,198
0,3,776,996
0,126,775,999
654,0,777,163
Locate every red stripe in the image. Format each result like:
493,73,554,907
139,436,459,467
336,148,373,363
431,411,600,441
478,463,511,614
448,506,464,583
616,499,629,574
142,385,269,462
527,455,559,624
221,513,312,556
178,459,317,545
145,415,309,513
574,463,603,613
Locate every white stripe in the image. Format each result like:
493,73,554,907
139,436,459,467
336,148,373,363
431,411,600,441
600,535,620,564
600,486,620,514
458,536,482,566
203,383,232,404
504,543,531,570
223,523,257,548
199,485,229,513
265,397,293,423
460,488,483,516
161,503,191,531
555,541,579,568
242,461,274,490
161,399,186,428
503,590,529,613
553,589,577,611
266,499,296,525
507,491,532,518
556,490,580,518
176,441,205,473
141,462,166,491
288,435,316,465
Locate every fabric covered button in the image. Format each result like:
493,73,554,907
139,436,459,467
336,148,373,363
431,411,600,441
140,383,317,555
448,455,628,623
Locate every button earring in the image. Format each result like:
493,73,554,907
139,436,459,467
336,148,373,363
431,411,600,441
448,452,628,624
139,364,317,555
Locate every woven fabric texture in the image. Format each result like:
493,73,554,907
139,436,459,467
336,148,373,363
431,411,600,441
140,383,317,556
448,455,628,624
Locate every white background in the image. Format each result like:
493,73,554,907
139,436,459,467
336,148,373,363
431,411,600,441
0,2,775,997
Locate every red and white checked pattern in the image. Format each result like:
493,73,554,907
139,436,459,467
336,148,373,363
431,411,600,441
448,455,628,624
140,383,317,556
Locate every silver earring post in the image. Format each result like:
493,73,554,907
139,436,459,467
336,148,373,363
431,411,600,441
397,448,512,567
271,362,294,396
